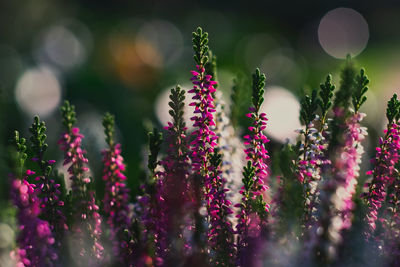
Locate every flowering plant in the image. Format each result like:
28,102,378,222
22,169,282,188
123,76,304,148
5,27,400,267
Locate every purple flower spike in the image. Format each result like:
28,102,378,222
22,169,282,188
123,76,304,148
364,123,400,231
236,69,270,267
102,112,133,265
189,64,218,176
333,111,367,230
59,101,103,265
11,176,58,267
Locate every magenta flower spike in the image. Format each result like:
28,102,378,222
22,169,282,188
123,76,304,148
9,132,57,266
101,113,133,265
236,68,270,267
29,116,67,243
11,174,58,267
136,128,164,265
361,94,400,264
187,27,220,263
332,110,367,230
155,86,191,265
312,68,368,264
58,101,103,265
363,95,400,235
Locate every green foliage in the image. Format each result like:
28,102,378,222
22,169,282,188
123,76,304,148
29,116,52,176
60,100,77,132
241,160,268,218
147,128,163,174
10,130,27,176
251,195,268,219
319,74,335,122
386,94,400,123
300,89,318,125
277,143,303,234
168,85,186,131
29,116,48,155
334,55,356,108
103,112,115,148
251,68,266,112
230,74,249,129
210,150,222,169
352,68,369,112
242,161,255,192
205,50,218,88
192,27,209,66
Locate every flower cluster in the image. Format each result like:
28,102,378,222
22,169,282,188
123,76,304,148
58,101,103,265
310,67,369,264
7,27,400,267
333,111,367,230
29,116,67,242
101,113,133,264
236,68,270,266
11,173,58,267
362,94,400,264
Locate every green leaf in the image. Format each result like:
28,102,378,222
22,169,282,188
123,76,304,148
147,128,163,174
300,89,318,125
319,74,335,121
192,27,210,66
60,100,77,132
334,55,356,108
352,68,369,112
251,68,267,112
386,93,400,124
102,112,115,148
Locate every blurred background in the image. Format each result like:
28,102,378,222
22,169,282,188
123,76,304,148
1,0,400,205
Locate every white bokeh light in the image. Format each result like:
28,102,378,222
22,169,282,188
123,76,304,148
136,20,183,68
318,8,369,59
34,20,92,71
43,26,86,68
261,86,301,143
15,66,62,117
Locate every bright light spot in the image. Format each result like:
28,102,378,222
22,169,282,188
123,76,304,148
137,20,183,68
15,66,61,117
318,8,369,59
44,26,85,68
0,223,14,249
135,38,163,68
155,85,195,130
79,111,108,152
35,20,91,70
261,86,301,143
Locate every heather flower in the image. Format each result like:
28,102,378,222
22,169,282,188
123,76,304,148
296,76,335,230
189,62,218,176
382,174,400,265
58,101,103,265
205,151,235,266
156,86,191,265
9,132,57,267
137,128,164,264
29,116,67,243
236,68,270,267
187,27,221,264
363,94,400,235
312,68,368,264
101,113,133,265
332,111,367,229
362,94,400,264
